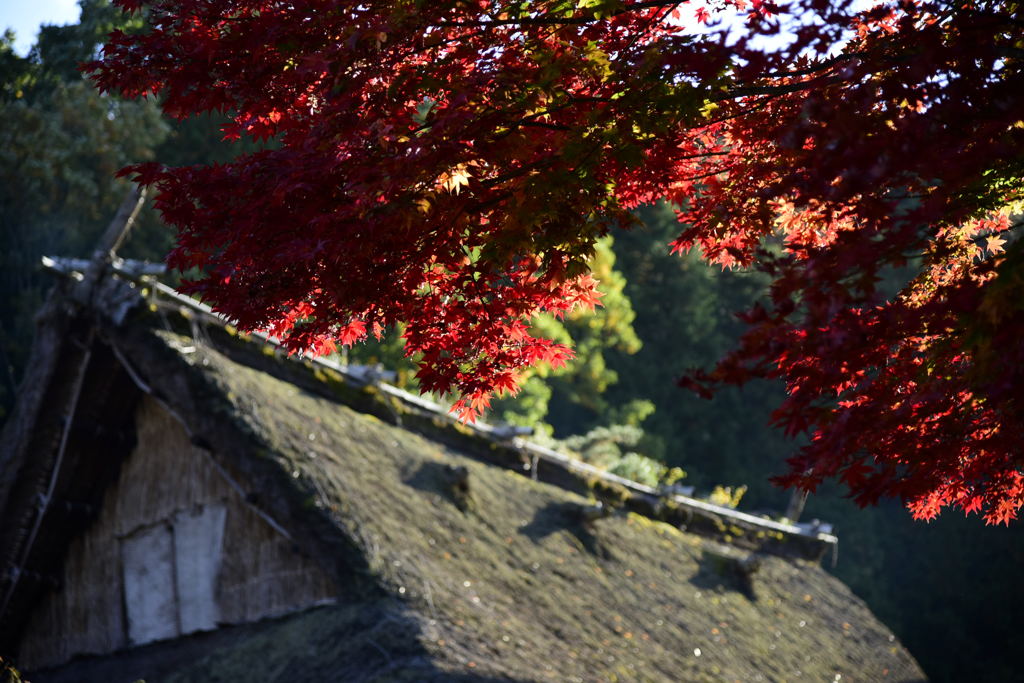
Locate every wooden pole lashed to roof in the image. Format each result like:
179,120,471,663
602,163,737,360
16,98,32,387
0,332,95,622
72,187,148,304
0,186,148,633
98,186,148,261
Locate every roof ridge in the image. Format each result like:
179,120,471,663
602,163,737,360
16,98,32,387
41,255,838,556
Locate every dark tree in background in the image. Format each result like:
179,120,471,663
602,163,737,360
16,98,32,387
0,1,167,418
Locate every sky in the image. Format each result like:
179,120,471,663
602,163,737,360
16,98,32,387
1,0,81,55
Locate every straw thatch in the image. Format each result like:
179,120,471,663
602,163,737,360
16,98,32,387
0,269,926,682
16,396,336,670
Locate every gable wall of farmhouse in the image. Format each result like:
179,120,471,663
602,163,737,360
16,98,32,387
17,396,337,670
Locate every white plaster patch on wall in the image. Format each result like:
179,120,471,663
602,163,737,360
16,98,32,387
120,503,227,646
174,504,227,633
121,524,178,645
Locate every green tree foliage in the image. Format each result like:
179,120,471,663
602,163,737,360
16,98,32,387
28,0,145,86
491,236,646,435
600,203,793,509
0,0,264,421
346,235,648,440
561,425,684,490
0,6,169,418
563,424,647,469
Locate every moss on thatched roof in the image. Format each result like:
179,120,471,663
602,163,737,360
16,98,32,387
61,313,923,683
2,270,923,682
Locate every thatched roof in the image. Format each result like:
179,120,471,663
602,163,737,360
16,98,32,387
1,263,925,682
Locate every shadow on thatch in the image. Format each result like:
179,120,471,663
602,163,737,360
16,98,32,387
404,461,474,513
519,501,613,560
690,546,761,602
32,601,523,683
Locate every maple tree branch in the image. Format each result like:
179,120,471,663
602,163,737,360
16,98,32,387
761,51,868,80
516,120,572,131
623,1,681,52
93,0,1024,520
419,29,489,51
568,94,615,103
477,162,546,189
702,96,774,126
433,1,680,28
677,163,738,183
720,79,838,99
676,150,731,161
952,4,1024,29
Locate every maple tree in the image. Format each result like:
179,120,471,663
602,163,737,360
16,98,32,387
91,0,1024,523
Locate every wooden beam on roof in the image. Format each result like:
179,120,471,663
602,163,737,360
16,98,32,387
72,187,147,306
